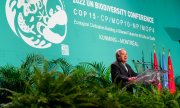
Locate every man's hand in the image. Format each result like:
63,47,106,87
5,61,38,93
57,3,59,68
148,79,159,85
128,77,137,81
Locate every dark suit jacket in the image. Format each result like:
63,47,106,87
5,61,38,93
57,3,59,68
111,61,137,91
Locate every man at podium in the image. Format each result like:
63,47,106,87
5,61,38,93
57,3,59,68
111,48,138,93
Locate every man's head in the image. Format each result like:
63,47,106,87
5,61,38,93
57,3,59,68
116,48,128,63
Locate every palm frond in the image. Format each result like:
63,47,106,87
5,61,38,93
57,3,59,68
81,62,107,75
0,65,26,92
51,58,73,75
20,53,44,71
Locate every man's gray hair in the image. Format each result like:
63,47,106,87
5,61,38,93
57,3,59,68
115,48,125,60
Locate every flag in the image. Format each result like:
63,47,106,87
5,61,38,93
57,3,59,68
154,49,162,91
168,50,176,94
153,49,158,70
161,49,168,89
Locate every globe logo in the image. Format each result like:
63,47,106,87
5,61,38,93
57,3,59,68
6,0,68,49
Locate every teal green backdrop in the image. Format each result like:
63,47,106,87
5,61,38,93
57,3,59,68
0,0,180,76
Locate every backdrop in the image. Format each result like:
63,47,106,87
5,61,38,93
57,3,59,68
0,0,180,76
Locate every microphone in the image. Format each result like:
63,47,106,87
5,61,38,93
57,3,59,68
137,60,152,65
137,60,141,63
132,59,135,62
137,60,151,64
133,60,166,73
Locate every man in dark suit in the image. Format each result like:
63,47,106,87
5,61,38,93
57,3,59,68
111,48,137,93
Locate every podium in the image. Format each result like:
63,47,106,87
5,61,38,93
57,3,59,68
126,69,167,87
131,60,168,85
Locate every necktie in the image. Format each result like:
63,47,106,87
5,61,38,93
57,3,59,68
123,64,128,72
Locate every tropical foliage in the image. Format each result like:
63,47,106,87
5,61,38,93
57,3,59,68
0,54,180,108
